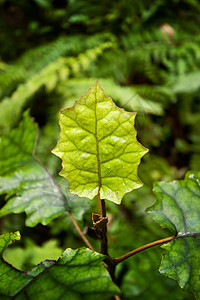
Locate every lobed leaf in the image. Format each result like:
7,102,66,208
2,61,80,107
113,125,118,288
0,232,120,299
147,171,200,299
60,78,164,115
52,81,148,204
0,111,90,226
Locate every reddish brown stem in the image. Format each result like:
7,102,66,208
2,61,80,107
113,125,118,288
113,232,200,265
114,295,121,300
69,212,94,251
101,199,107,218
113,236,175,265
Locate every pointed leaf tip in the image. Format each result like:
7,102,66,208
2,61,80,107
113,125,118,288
53,83,148,204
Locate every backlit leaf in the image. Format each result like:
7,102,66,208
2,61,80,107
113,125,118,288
52,81,148,204
147,171,200,299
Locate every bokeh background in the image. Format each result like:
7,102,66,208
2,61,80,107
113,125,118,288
0,0,200,299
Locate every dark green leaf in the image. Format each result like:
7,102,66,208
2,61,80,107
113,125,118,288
0,232,31,298
0,232,120,299
147,171,200,299
0,111,90,226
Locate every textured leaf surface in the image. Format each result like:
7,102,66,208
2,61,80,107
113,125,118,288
52,81,148,204
0,111,90,226
0,232,31,298
0,232,119,299
23,248,119,300
61,78,164,115
147,171,200,299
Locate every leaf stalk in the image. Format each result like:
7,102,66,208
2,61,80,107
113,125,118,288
69,212,94,250
113,236,175,265
112,232,200,265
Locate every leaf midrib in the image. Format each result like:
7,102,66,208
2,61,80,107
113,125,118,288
94,85,102,198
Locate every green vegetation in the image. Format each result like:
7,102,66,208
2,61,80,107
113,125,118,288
0,1,200,299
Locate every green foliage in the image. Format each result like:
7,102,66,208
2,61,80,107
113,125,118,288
60,78,164,115
3,238,63,271
0,232,32,298
1,0,200,299
0,111,90,226
1,0,200,172
160,238,200,299
52,82,148,204
1,83,200,299
147,171,200,235
0,232,119,299
147,171,200,298
0,40,113,134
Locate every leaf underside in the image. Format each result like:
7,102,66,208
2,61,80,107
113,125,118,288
147,171,200,299
0,111,90,226
0,232,120,299
52,81,148,204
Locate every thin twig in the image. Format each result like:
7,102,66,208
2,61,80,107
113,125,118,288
31,121,95,252
114,295,121,300
113,232,200,265
69,212,94,250
113,236,175,265
35,156,94,251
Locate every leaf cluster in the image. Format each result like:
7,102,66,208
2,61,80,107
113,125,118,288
0,0,200,299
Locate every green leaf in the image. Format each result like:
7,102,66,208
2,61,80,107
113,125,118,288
0,232,120,299
173,72,200,94
60,78,164,115
0,111,90,226
3,239,63,271
24,248,120,300
159,237,200,299
0,232,31,298
0,42,113,134
52,81,148,204
147,171,200,299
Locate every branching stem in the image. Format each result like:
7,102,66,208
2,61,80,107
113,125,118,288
34,147,94,251
113,232,200,265
113,236,174,265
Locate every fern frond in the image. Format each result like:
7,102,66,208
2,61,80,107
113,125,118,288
0,33,115,99
0,42,113,133
57,78,164,115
